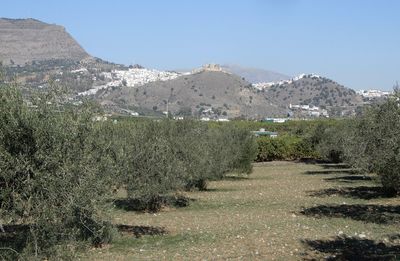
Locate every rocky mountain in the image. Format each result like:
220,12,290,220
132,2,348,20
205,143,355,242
98,70,285,118
221,64,291,83
0,18,89,65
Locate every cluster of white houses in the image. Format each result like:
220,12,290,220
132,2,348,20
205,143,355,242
252,74,322,91
199,117,230,122
78,68,185,96
102,68,183,88
251,128,278,138
356,89,391,98
77,65,230,97
289,104,329,117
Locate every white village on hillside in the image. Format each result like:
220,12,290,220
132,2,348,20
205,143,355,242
73,64,391,120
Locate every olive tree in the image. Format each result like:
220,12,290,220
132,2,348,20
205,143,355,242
0,84,116,259
346,90,400,194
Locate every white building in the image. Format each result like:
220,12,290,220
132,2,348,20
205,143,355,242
356,89,391,98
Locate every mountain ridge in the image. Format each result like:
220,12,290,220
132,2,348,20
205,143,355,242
0,18,90,65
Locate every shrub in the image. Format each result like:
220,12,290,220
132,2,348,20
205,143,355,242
311,121,351,163
206,124,257,176
116,120,187,210
256,135,316,161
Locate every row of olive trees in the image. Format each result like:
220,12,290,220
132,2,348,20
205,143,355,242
0,82,257,259
111,118,258,211
312,90,400,194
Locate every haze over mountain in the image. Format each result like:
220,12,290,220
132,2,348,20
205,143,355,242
0,18,89,65
221,64,291,84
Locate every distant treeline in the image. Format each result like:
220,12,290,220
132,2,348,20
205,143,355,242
240,100,400,195
208,119,343,161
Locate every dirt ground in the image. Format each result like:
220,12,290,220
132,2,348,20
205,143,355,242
83,161,399,260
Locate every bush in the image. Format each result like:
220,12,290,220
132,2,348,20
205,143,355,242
311,121,351,163
256,135,316,161
118,120,191,210
207,124,257,176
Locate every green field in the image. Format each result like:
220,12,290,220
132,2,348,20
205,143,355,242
82,162,399,260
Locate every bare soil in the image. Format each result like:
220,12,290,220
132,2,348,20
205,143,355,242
83,161,399,260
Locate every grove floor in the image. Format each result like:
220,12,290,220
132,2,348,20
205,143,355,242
83,161,399,260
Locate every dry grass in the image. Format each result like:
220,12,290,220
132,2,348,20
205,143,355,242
82,161,399,260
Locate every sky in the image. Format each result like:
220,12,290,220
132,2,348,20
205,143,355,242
1,0,399,90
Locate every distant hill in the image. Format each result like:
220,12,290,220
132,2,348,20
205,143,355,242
98,70,286,118
92,70,364,118
0,18,364,118
0,18,90,65
262,74,363,108
221,64,291,83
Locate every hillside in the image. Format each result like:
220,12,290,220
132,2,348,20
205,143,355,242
98,71,286,118
263,74,363,108
94,71,364,118
0,18,89,65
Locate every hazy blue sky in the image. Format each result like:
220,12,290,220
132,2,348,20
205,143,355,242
2,0,399,90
